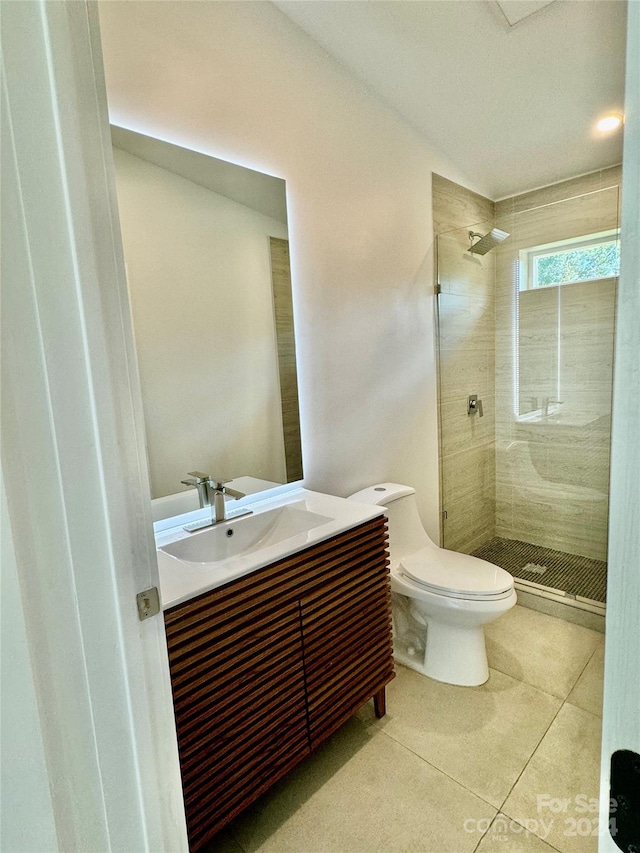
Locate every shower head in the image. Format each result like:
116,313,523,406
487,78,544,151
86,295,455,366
468,228,510,255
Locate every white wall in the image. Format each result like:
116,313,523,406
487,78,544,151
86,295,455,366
113,147,288,498
99,0,487,538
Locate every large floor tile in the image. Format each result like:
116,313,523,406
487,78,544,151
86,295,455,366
359,664,561,809
503,704,602,853
229,717,496,853
475,814,560,852
566,640,604,717
484,605,602,699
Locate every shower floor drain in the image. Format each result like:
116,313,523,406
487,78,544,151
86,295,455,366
523,563,547,575
471,537,607,603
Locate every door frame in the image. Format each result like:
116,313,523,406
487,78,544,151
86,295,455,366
598,4,640,850
1,2,187,848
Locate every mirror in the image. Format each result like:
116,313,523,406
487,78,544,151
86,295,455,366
111,126,303,503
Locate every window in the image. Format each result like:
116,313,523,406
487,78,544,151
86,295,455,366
519,230,620,290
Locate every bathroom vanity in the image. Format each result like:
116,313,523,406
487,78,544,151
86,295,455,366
118,130,394,848
156,490,394,852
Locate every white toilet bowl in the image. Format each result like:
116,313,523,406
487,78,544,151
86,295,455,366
348,483,516,686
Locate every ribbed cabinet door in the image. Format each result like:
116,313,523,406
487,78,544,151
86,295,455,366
300,517,393,749
163,515,392,851
164,590,309,851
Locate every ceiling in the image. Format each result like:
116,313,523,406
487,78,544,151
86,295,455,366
275,0,627,199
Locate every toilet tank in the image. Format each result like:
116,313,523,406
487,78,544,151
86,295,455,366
347,483,433,563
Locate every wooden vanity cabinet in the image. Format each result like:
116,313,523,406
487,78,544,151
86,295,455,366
163,515,393,852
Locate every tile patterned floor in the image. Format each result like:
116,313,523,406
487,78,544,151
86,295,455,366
209,605,605,853
472,538,607,604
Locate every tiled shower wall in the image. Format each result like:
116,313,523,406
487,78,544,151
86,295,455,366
493,168,621,561
433,175,496,553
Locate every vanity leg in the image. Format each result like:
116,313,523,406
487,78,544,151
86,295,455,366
373,687,386,718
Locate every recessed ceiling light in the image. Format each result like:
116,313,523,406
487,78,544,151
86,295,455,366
596,114,623,133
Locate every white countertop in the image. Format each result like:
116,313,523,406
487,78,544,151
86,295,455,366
155,488,384,610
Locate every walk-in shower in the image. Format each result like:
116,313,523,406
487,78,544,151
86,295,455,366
433,171,621,620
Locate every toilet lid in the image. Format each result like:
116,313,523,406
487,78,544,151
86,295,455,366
400,547,514,599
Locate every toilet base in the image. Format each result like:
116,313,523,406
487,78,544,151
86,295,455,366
394,620,489,686
424,620,489,686
392,594,492,687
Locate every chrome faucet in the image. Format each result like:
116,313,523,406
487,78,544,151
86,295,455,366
181,472,251,531
207,479,246,523
180,471,211,509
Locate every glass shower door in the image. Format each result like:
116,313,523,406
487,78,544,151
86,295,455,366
436,181,620,610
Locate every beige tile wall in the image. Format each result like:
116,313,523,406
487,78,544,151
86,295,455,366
433,175,496,553
494,170,621,561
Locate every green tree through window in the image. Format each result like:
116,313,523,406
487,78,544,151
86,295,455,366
534,240,620,287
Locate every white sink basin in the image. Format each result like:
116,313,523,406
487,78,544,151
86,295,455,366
155,488,385,609
160,503,333,564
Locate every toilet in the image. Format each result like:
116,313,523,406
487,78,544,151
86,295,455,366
347,483,516,686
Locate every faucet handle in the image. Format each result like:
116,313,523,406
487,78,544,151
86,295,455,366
187,471,210,482
224,487,245,500
207,477,230,489
207,477,245,501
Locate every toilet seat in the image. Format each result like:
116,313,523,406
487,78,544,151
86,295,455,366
400,547,514,600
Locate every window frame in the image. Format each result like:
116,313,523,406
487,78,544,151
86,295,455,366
519,228,621,291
